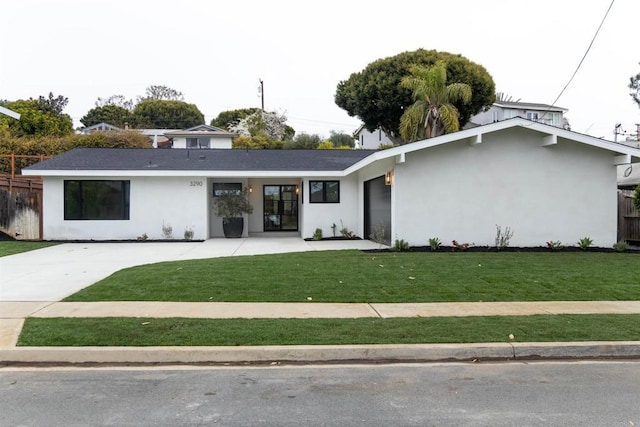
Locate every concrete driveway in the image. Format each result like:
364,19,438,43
0,238,381,302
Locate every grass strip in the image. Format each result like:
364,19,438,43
0,241,58,257
64,251,640,303
18,315,640,347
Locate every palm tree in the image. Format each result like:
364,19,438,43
399,62,472,142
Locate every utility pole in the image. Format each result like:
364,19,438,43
258,79,264,111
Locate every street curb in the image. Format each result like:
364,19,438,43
2,342,640,365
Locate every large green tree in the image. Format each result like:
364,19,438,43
0,94,73,137
80,104,133,128
131,100,204,129
211,108,260,130
399,62,472,141
335,49,495,144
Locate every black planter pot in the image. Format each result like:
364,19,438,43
222,217,244,238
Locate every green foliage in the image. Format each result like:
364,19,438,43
335,49,496,145
183,227,194,240
212,187,254,222
634,183,640,211
139,85,184,101
131,100,204,129
429,237,442,251
0,241,59,257
546,240,564,250
0,131,151,174
392,239,410,251
613,241,629,252
629,65,640,109
283,132,322,149
316,140,334,150
399,62,472,141
328,131,355,148
231,134,283,150
80,104,133,128
578,237,593,251
211,108,261,130
0,98,73,137
312,228,323,240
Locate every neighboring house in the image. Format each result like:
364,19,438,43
355,101,570,149
24,118,640,246
470,101,570,129
78,122,122,134
164,124,238,149
355,125,394,149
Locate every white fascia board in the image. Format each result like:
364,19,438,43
23,169,347,178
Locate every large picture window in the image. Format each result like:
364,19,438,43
64,180,130,220
309,181,340,203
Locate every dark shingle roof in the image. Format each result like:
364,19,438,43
25,148,377,172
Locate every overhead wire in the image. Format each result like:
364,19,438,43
544,0,616,117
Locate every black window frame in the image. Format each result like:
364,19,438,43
309,180,340,203
64,180,130,221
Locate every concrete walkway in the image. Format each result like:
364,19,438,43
2,238,640,364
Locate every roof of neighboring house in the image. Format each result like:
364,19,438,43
79,122,122,133
164,124,238,139
25,147,377,174
493,101,568,112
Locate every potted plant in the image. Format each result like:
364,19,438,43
212,187,253,238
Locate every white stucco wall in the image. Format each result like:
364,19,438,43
299,175,360,239
172,136,233,149
392,129,618,247
42,176,209,240
356,128,393,149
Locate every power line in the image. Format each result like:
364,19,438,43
548,0,615,109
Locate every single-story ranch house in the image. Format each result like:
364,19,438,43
24,118,640,247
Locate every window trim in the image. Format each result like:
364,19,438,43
309,180,340,204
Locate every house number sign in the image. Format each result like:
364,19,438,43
190,181,203,187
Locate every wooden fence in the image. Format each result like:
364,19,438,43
618,190,640,244
0,175,43,241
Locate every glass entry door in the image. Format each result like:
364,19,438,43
263,185,298,231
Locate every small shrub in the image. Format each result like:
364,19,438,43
312,228,323,240
428,237,442,251
331,223,337,237
613,241,629,252
137,233,148,241
495,225,514,249
161,222,173,239
183,227,194,240
577,237,593,251
452,240,470,251
339,220,357,239
369,223,386,247
392,239,410,252
546,240,563,250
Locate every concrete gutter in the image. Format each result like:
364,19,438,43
2,342,640,366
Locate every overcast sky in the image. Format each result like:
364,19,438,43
1,0,638,141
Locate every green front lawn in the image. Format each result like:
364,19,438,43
18,315,640,346
64,251,640,303
0,241,59,257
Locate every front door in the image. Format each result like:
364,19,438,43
263,185,298,231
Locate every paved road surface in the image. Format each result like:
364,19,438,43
2,361,639,426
